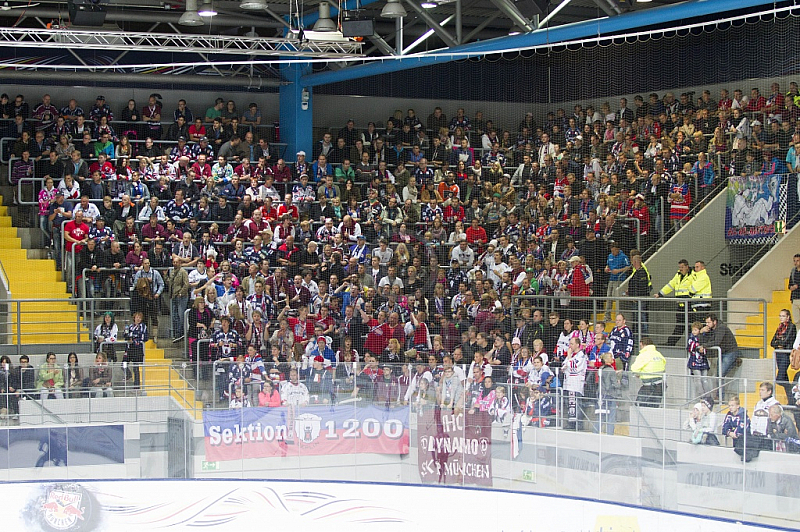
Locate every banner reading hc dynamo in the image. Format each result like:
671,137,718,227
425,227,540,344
203,405,409,461
417,409,493,487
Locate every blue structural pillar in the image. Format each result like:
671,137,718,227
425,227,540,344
279,62,313,160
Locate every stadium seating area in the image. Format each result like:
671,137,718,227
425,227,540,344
0,84,797,452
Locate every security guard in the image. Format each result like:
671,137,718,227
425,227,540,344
626,252,652,335
689,260,712,320
654,259,693,346
630,337,666,407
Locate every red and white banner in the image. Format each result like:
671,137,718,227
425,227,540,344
417,409,493,487
203,405,409,461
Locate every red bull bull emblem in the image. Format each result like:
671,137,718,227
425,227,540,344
41,487,85,530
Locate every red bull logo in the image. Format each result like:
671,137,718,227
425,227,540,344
41,489,85,530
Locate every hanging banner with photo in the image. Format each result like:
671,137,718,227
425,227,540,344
203,405,409,461
417,408,493,487
725,174,782,243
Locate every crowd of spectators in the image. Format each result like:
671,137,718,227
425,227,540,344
4,85,800,453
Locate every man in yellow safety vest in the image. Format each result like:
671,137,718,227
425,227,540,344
689,260,712,321
654,259,693,346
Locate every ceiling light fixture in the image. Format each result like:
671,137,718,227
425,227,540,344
420,2,436,8
240,0,267,9
178,0,205,25
198,0,217,17
381,0,406,18
313,1,338,31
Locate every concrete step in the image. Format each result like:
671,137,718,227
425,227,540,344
6,280,69,294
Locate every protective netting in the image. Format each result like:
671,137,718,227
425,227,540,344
317,12,800,104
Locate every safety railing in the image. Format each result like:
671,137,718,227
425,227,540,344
0,361,201,422
510,294,769,357
0,297,144,354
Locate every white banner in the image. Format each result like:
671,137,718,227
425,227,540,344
7,479,781,531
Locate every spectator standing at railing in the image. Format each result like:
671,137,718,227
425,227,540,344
608,313,633,380
604,241,630,308
10,148,34,191
16,355,35,401
771,308,798,402
167,255,190,341
63,210,89,284
77,237,101,301
140,94,162,140
699,313,740,382
11,129,32,159
38,176,58,244
87,217,113,252
786,254,800,326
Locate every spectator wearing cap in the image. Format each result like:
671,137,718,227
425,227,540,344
88,95,113,122
308,336,335,368
294,151,312,179
304,354,333,404
349,234,370,264
169,136,193,165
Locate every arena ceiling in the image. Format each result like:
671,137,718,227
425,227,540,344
0,0,788,85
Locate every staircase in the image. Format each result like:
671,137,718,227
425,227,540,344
735,277,793,405
0,190,203,417
143,341,204,418
0,192,89,345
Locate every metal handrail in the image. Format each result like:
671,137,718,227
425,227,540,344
0,257,10,299
511,294,769,355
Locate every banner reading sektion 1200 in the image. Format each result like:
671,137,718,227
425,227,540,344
203,406,409,461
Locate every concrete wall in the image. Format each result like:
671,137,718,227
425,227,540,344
727,222,800,328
